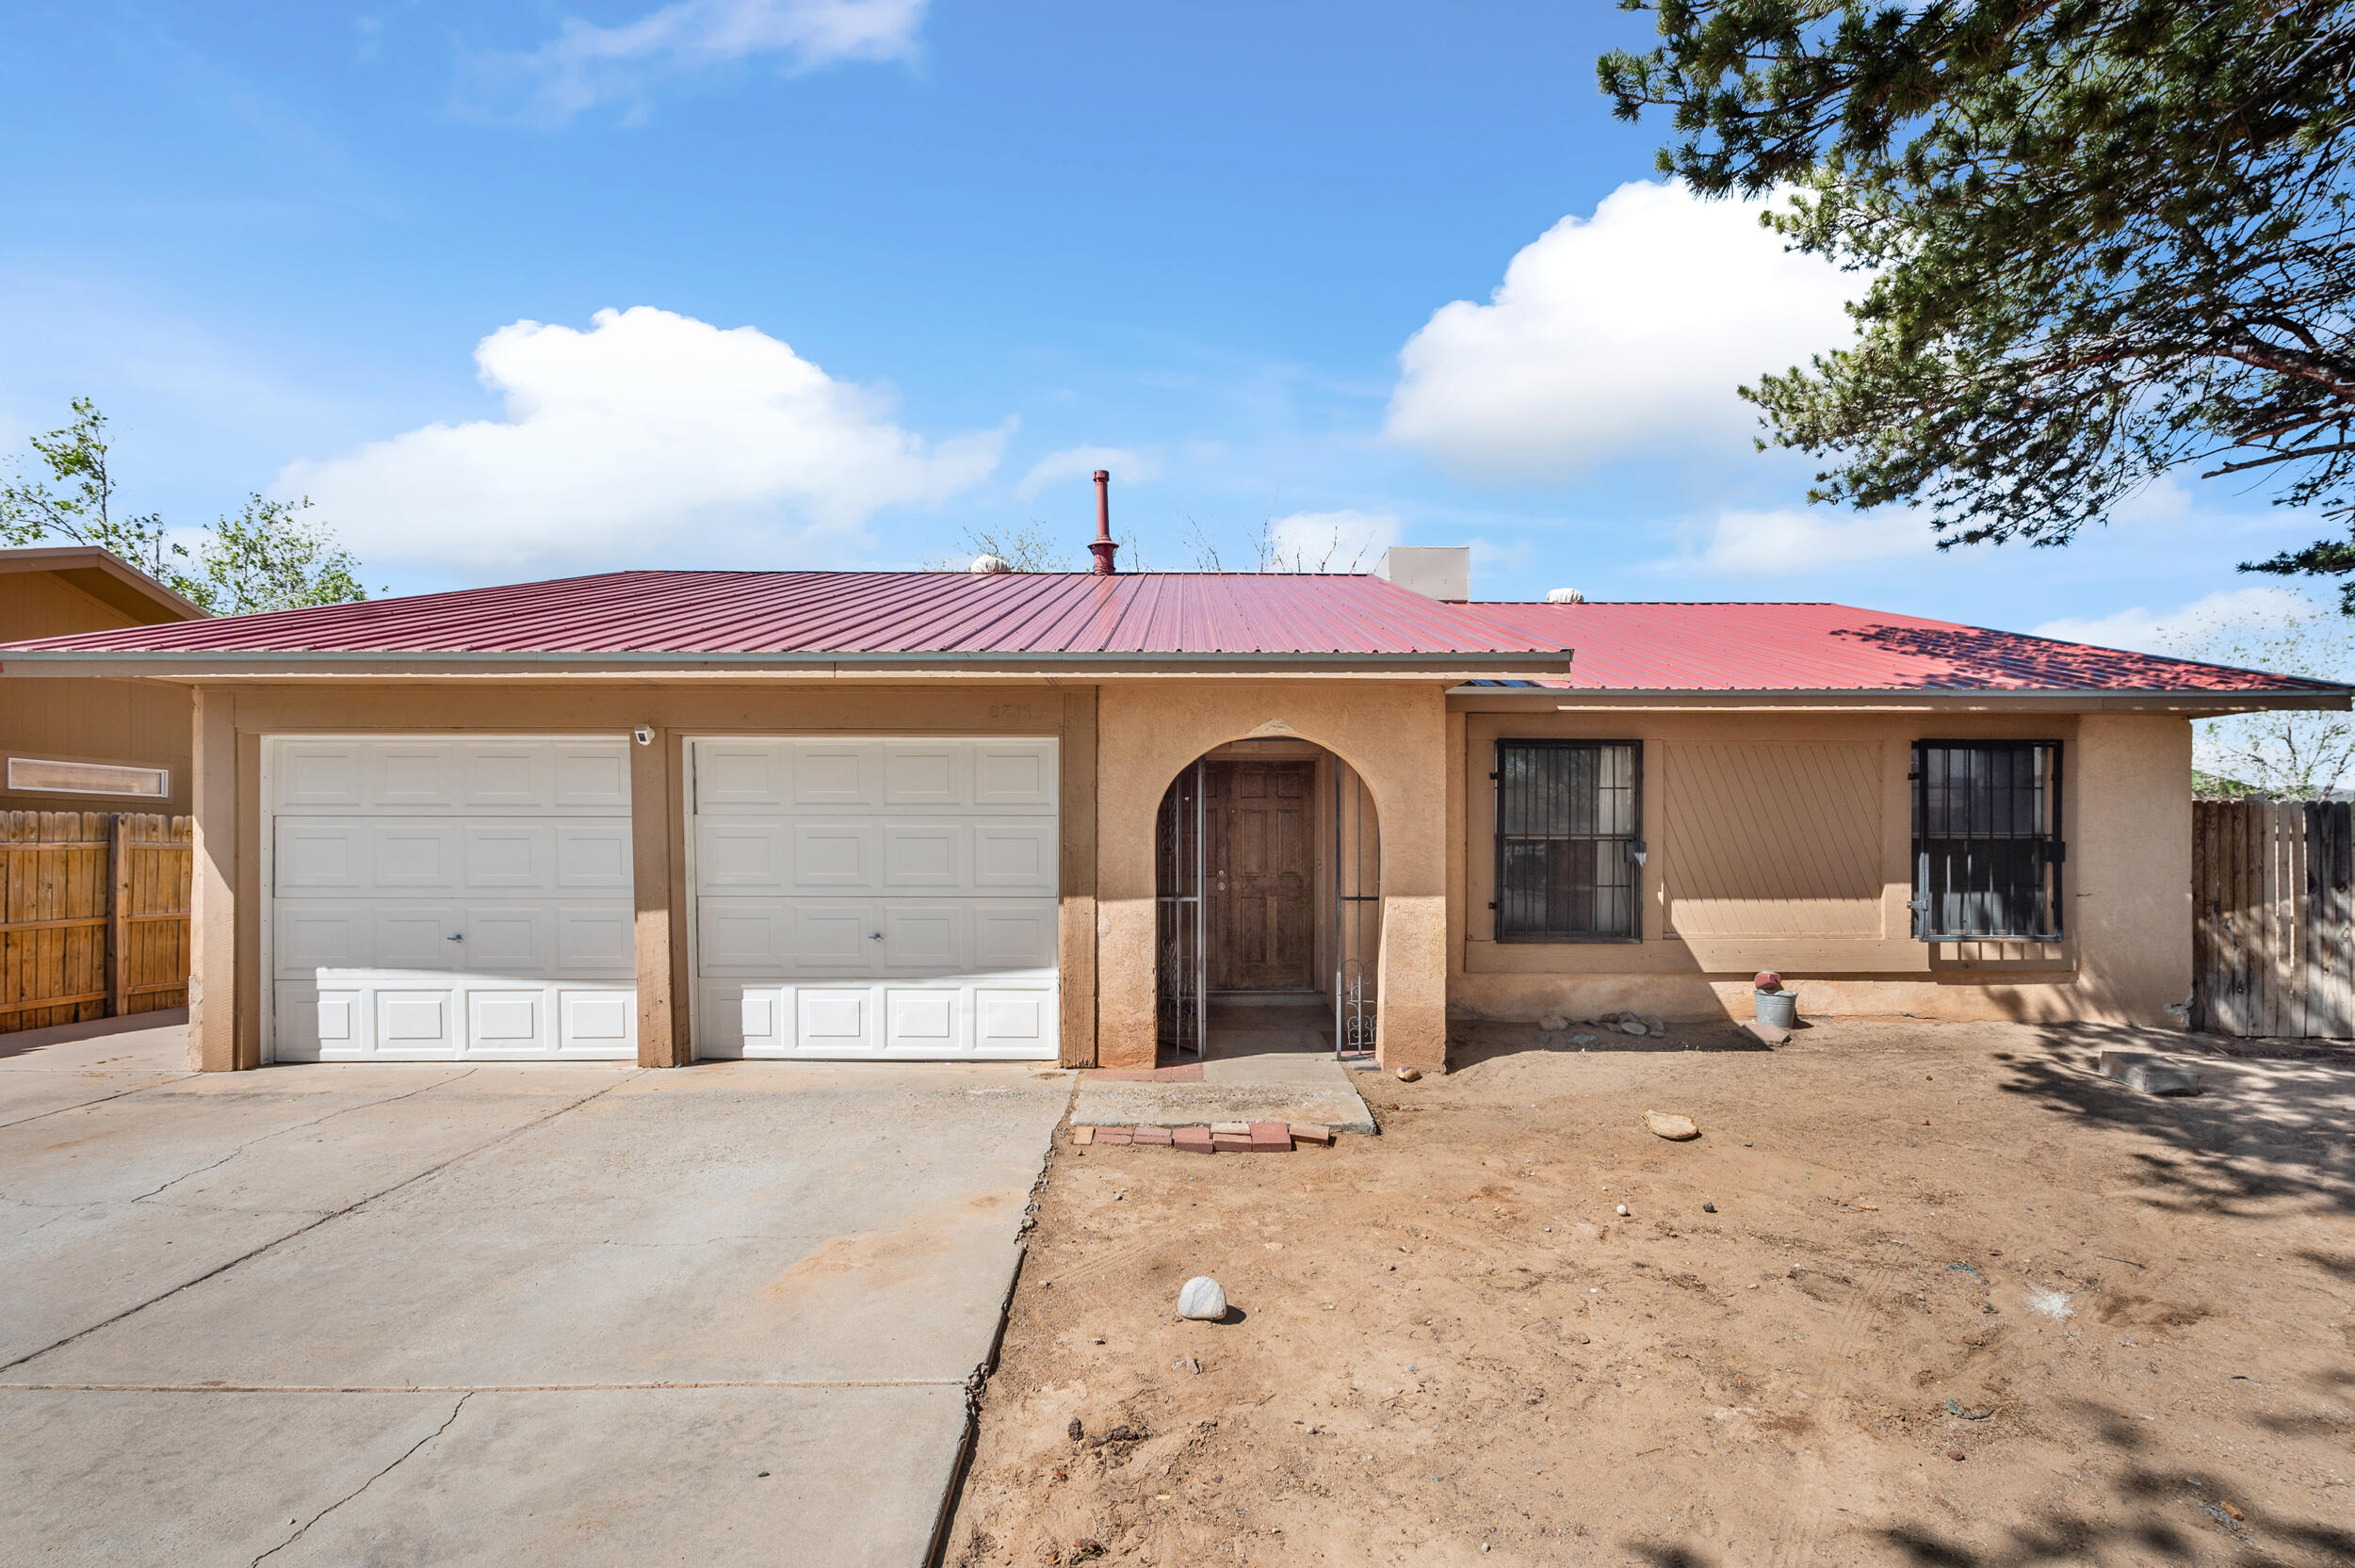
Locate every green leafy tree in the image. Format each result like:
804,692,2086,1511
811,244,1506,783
0,398,372,614
1600,1,2355,607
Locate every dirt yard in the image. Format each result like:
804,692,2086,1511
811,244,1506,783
945,1019,2355,1567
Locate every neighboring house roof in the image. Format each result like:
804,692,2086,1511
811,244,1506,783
0,568,2338,703
0,545,206,625
1456,600,2347,697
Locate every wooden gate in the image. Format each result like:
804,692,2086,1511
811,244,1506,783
1,812,194,1035
2193,800,2354,1039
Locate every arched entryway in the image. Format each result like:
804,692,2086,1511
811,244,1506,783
1154,738,1382,1061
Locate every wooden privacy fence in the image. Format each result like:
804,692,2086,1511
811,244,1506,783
2193,800,2354,1039
1,812,194,1034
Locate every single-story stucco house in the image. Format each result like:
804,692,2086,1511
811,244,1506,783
2,530,2343,1075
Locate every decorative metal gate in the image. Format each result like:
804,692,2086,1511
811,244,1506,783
1155,761,1207,1057
1333,756,1380,1059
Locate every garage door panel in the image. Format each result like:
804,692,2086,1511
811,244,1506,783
694,744,788,809
882,822,968,888
884,986,965,1053
695,899,789,973
796,987,874,1053
974,741,1056,806
555,825,632,890
975,902,1058,970
466,990,550,1052
554,747,631,809
276,823,366,895
791,821,875,889
974,822,1056,892
787,902,879,973
374,990,460,1056
883,743,967,805
275,744,366,809
372,824,463,891
370,744,458,808
460,744,551,808
373,907,463,969
463,824,549,890
883,903,968,970
558,906,637,974
792,742,879,807
559,989,637,1053
276,905,369,973
458,906,552,972
975,988,1056,1056
696,820,789,891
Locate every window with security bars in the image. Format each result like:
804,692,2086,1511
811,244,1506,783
1494,740,1641,941
1910,740,2064,941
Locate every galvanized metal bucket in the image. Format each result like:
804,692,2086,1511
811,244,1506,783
1754,989,1797,1029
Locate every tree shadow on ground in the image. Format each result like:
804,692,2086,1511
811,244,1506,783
1444,1018,1776,1072
1988,1021,2355,1218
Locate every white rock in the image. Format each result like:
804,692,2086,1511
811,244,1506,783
1537,1013,1570,1032
1619,1019,1649,1037
1644,1110,1700,1141
1178,1276,1228,1320
1615,1203,1632,1217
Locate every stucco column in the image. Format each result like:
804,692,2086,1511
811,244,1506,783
187,685,243,1071
2071,713,2194,1026
1094,680,1454,1072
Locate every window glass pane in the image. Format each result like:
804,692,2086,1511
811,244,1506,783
6,757,168,798
1911,741,2061,940
1495,741,1638,940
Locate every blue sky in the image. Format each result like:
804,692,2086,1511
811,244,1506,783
0,0,2337,652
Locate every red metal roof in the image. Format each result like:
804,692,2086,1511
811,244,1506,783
1457,601,2341,694
0,571,1564,660
0,571,2336,697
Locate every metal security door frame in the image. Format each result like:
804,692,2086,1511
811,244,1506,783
1333,754,1380,1060
1155,759,1207,1058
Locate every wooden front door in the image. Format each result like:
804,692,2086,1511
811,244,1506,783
1208,761,1315,991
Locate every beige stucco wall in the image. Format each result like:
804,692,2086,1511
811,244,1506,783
183,682,1102,1074
174,674,2198,1075
1450,704,2194,1028
0,571,193,815
1092,681,1453,1073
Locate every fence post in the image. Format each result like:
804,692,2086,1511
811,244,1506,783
106,814,128,1018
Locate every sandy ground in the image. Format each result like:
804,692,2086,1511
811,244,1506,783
943,1019,2355,1567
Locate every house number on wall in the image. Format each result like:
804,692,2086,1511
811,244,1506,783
987,703,1035,723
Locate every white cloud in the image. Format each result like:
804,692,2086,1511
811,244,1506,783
278,305,1003,574
1264,509,1400,572
1017,445,1159,503
2032,586,2324,655
479,0,926,123
1385,180,1860,481
1692,508,1930,574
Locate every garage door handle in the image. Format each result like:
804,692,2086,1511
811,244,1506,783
869,931,885,941
447,933,465,941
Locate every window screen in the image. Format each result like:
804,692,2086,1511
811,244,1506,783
1910,740,2063,941
1494,740,1641,941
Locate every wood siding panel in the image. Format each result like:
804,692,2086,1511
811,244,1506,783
0,811,192,1032
1662,742,1884,938
2193,800,2354,1039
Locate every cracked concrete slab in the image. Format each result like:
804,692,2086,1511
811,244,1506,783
0,1012,193,1128
0,1018,1065,1565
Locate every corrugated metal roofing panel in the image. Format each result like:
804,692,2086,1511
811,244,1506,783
0,571,1566,657
1454,601,2341,694
0,571,2335,696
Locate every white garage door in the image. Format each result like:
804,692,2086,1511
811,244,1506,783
690,737,1059,1060
266,736,638,1062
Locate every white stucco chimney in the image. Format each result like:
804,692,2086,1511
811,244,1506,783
1374,545,1470,602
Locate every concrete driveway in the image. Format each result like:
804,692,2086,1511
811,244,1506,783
0,1014,1065,1567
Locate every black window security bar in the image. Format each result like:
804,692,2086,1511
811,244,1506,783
1911,740,2064,941
1494,739,1642,942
